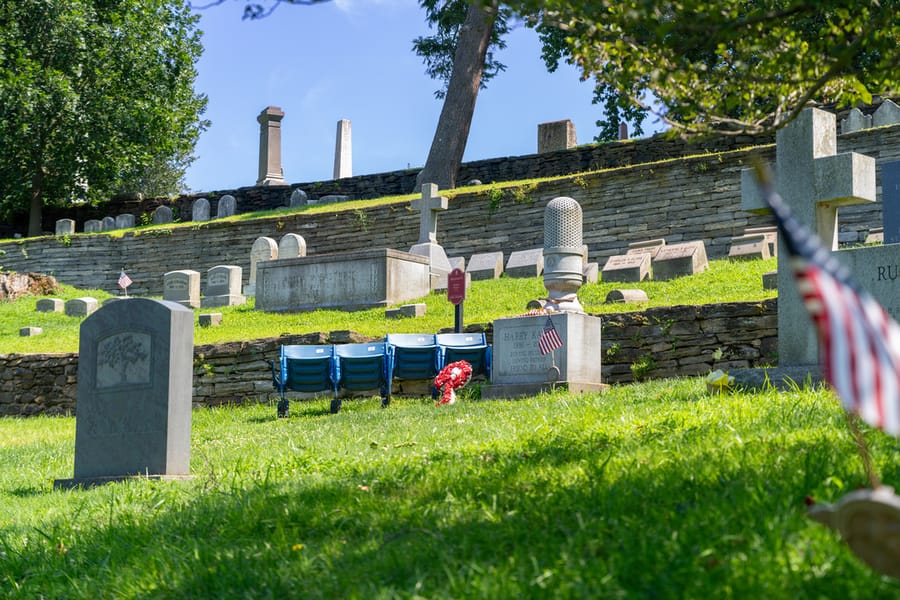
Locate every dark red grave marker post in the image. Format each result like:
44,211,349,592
447,268,466,333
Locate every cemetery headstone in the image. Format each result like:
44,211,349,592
449,256,466,272
201,265,245,308
386,303,427,319
65,297,99,317
743,226,778,257
256,105,288,186
116,214,135,229
626,238,667,258
245,237,278,297
409,183,452,289
316,195,350,204
152,205,173,225
199,313,223,327
728,233,771,260
652,241,708,281
841,108,872,134
36,298,64,313
54,298,193,487
192,198,210,222
762,271,778,290
873,99,900,128
601,254,650,283
537,119,576,153
20,326,43,336
505,248,544,278
866,227,884,245
55,219,75,236
605,289,649,304
740,107,876,368
216,195,236,219
583,262,599,284
467,251,504,281
84,220,102,233
882,161,900,244
163,270,201,308
101,216,116,231
289,189,308,207
278,233,307,259
334,119,352,179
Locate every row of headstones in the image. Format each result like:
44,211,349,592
602,239,709,283
164,266,246,309
27,296,223,331
452,246,599,283
841,99,900,134
54,195,239,235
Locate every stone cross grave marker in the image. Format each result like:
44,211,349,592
245,237,278,297
411,183,448,244
163,270,201,308
192,198,210,222
54,298,193,487
741,107,876,367
882,161,900,244
278,233,306,259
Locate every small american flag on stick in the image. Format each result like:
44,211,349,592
538,316,564,356
118,270,133,295
756,165,900,436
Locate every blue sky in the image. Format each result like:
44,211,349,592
186,0,664,193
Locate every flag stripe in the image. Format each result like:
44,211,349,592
538,317,563,355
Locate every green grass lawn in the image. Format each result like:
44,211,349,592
2,379,898,597
0,257,777,355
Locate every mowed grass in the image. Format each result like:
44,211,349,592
0,257,777,354
2,379,899,597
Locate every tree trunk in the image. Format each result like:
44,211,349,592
27,167,45,238
415,0,497,191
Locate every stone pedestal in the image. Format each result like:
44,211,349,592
481,312,605,399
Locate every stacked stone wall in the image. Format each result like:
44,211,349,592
1,300,777,416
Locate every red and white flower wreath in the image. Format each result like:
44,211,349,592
433,360,473,405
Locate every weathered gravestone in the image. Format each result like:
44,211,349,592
881,161,900,244
101,216,116,231
409,183,452,289
256,249,430,312
192,198,210,222
602,254,650,283
740,107,876,369
278,233,306,259
55,219,75,236
20,326,43,336
152,205,173,225
216,195,236,219
873,99,900,128
866,227,884,245
505,248,544,278
467,251,504,281
334,119,352,179
537,119,576,153
626,238,666,259
202,265,245,307
163,270,201,309
54,299,193,488
256,106,288,186
244,237,278,297
65,297,99,317
199,313,223,327
289,189,308,207
651,241,708,281
84,220,102,233
449,256,466,272
605,289,649,304
116,214,135,229
743,226,778,257
728,233,771,260
583,262,599,284
36,298,64,313
841,108,872,134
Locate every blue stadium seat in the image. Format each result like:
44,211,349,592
386,333,439,381
333,342,391,413
436,333,491,379
269,345,335,418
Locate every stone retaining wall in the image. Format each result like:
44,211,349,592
0,300,777,417
2,125,897,297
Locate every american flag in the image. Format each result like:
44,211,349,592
757,167,900,436
538,316,564,356
118,270,133,290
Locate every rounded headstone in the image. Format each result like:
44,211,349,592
216,195,236,219
84,220,102,233
192,197,210,222
101,216,116,231
278,233,306,259
55,219,75,236
152,205,174,225
116,214,135,229
289,189,308,207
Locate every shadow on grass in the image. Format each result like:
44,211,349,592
6,432,898,598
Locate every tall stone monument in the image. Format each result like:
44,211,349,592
334,119,352,179
256,105,288,186
741,107,876,370
54,299,193,487
409,183,452,289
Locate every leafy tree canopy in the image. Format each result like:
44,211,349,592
0,0,208,235
504,0,900,136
